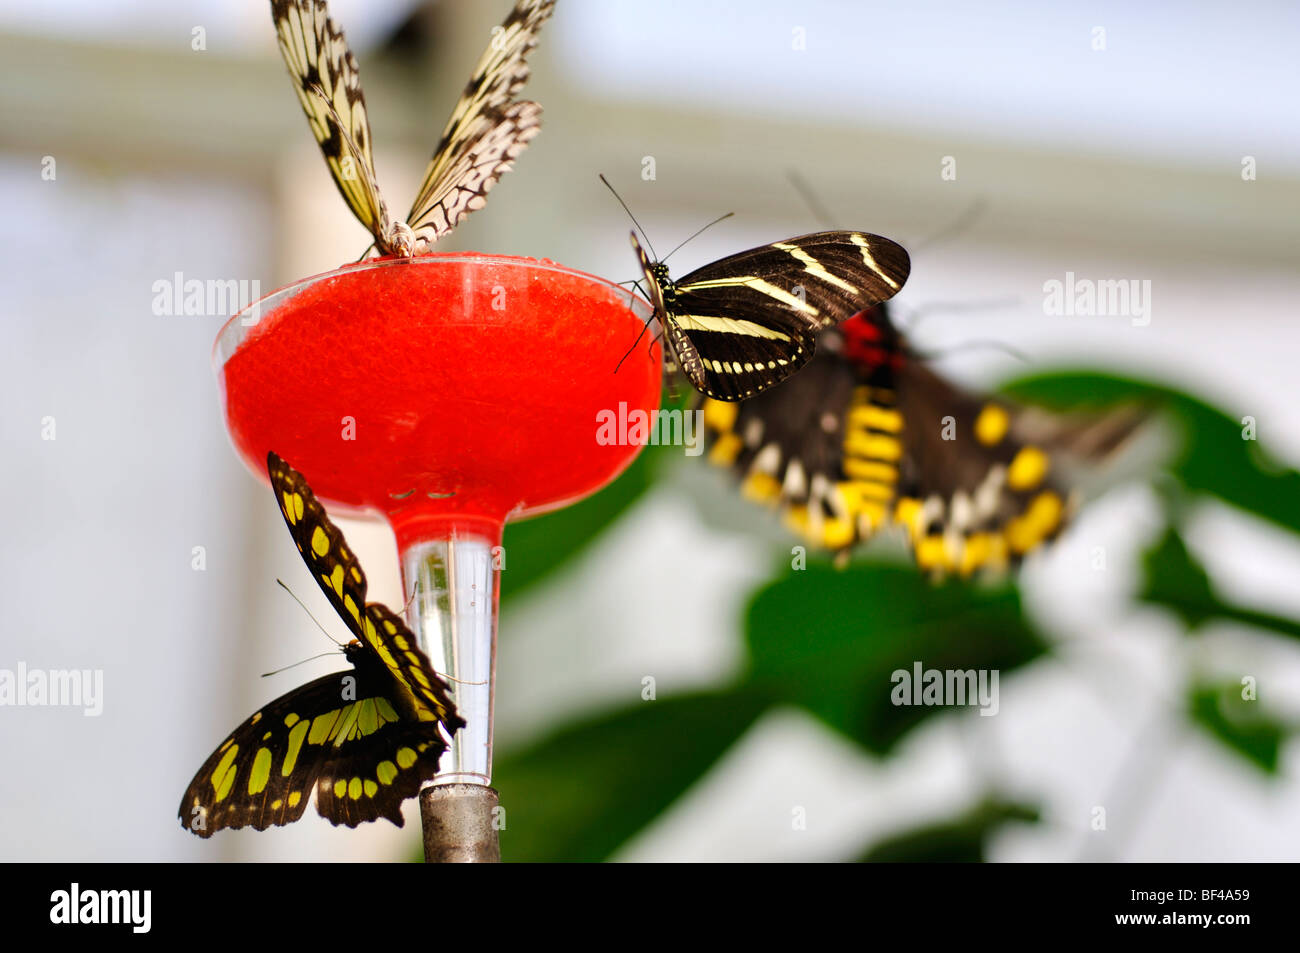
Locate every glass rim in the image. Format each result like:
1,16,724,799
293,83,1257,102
213,251,653,372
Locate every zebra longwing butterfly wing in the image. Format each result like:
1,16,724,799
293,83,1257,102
271,0,553,258
699,303,1144,575
632,229,911,401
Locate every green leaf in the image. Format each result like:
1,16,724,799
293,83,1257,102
493,689,771,862
745,562,1049,754
1138,527,1300,642
858,797,1040,863
499,444,666,604
1137,527,1220,629
1189,681,1286,773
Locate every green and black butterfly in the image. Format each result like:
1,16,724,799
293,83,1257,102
698,301,1144,574
271,0,554,258
179,452,465,837
631,229,911,401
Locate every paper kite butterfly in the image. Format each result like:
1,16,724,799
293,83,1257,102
179,452,465,837
698,301,1144,575
270,0,554,258
631,228,911,401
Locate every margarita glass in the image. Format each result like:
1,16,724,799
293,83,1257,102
214,254,660,822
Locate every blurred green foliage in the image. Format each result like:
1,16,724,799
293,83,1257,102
447,371,1300,861
858,798,1040,863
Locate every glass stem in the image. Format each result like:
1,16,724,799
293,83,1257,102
400,532,498,786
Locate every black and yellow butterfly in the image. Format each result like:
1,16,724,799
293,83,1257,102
179,453,465,837
699,302,1144,574
271,0,554,258
631,229,911,401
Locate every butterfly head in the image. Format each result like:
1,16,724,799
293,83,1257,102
381,221,417,258
342,639,367,663
629,231,672,310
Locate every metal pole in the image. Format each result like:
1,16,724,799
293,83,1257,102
401,534,501,863
420,784,502,863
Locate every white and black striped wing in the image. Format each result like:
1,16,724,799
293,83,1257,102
271,0,394,248
653,231,911,401
406,0,555,250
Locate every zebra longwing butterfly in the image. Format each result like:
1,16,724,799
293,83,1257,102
699,302,1144,575
271,0,553,258
631,229,911,401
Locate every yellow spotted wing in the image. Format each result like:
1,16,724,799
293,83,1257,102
179,453,465,837
179,655,453,836
265,452,459,726
699,304,1144,574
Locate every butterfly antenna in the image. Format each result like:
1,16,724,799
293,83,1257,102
599,174,657,259
893,297,1020,336
786,169,836,229
304,81,387,248
440,674,489,687
614,312,658,375
785,170,986,253
661,212,735,265
911,339,1030,364
306,82,370,177
276,578,344,647
913,197,988,251
260,651,342,679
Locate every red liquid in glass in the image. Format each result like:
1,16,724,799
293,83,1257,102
218,255,661,549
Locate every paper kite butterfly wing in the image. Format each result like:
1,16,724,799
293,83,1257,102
179,650,454,837
270,0,396,251
266,452,462,729
639,230,911,401
407,0,555,250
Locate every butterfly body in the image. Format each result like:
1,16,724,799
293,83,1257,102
632,229,911,401
180,454,465,837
